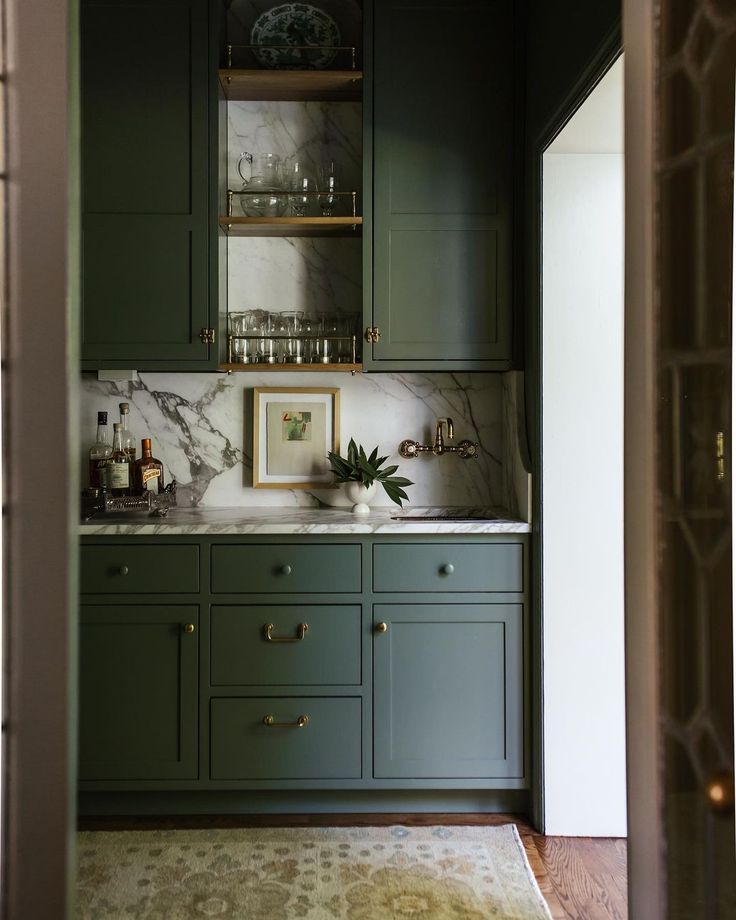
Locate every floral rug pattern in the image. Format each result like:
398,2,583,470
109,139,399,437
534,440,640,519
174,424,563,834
76,824,552,919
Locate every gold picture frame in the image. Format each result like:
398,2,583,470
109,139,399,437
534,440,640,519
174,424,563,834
253,387,340,489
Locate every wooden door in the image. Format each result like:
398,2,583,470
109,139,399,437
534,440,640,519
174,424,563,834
373,603,524,779
80,0,215,369
78,605,199,781
366,0,515,370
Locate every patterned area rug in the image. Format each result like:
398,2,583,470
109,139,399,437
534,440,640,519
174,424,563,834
77,824,552,919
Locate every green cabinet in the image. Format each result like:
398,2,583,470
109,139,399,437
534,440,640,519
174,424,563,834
364,0,516,371
80,0,217,370
78,605,199,781
373,603,524,779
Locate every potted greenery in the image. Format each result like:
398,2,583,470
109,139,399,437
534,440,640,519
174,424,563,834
328,439,413,514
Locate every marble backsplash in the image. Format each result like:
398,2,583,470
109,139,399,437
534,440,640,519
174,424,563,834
80,371,504,509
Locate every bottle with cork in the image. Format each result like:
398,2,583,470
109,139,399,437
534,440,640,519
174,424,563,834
88,411,112,488
105,422,132,496
119,402,136,462
132,439,165,495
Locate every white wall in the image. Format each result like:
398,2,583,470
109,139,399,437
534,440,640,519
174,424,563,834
542,60,627,837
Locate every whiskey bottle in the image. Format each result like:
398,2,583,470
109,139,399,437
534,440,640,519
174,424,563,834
88,411,112,488
119,402,137,462
132,438,165,495
104,422,131,496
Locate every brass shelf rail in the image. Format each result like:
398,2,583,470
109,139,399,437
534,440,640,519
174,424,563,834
225,43,357,71
226,189,358,221
227,333,358,366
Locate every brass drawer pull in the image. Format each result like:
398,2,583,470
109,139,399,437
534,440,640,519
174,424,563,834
183,623,196,634
440,563,455,576
119,565,129,576
375,621,389,633
262,714,309,728
264,622,309,642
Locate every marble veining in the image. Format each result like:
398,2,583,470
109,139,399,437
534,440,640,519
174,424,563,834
80,371,504,509
79,506,530,536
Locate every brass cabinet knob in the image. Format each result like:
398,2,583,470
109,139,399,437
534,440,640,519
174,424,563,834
183,623,196,634
440,563,455,576
705,771,734,812
119,565,129,576
278,564,292,576
375,621,389,633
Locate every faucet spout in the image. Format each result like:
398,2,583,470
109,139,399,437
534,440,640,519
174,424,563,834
433,417,455,454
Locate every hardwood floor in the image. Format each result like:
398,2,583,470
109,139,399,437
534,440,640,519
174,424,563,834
78,813,628,919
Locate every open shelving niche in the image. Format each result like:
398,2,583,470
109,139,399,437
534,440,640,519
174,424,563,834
218,67,364,373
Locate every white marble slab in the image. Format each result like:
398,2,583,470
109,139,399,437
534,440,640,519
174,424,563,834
80,371,504,508
79,506,531,536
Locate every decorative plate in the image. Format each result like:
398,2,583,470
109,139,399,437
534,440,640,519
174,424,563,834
251,3,341,70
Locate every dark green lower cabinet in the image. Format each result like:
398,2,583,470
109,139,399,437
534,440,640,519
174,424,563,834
79,605,199,781
373,604,524,779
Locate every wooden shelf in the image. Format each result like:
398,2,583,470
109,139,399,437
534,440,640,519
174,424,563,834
220,363,363,374
219,69,362,102
219,216,362,237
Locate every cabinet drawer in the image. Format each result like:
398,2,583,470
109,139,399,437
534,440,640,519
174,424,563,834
80,544,200,594
211,544,361,594
211,605,361,686
373,542,523,593
210,697,362,779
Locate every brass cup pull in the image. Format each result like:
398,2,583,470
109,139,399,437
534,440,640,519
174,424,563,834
440,563,455,576
183,623,196,634
119,565,129,576
264,622,309,642
375,621,389,633
263,714,309,728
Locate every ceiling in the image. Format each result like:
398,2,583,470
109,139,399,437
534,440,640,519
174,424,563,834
547,56,624,155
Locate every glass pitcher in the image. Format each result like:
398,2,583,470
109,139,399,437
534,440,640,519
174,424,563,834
237,152,286,217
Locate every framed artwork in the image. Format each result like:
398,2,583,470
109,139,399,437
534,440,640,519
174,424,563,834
253,387,340,489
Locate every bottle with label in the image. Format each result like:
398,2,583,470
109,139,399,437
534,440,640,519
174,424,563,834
104,422,131,496
132,438,164,495
119,402,136,462
88,411,112,488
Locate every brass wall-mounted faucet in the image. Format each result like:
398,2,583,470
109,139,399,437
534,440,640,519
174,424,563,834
399,417,479,460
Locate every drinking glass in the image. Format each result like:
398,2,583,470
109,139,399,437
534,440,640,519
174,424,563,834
301,313,320,363
319,160,339,217
286,160,317,217
242,309,267,363
317,313,339,364
338,315,357,363
260,312,281,364
280,310,306,363
228,312,246,362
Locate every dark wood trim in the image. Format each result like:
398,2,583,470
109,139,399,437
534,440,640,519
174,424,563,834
622,0,664,916
3,0,78,916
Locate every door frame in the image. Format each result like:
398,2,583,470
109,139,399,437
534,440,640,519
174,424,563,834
3,0,79,916
528,24,622,834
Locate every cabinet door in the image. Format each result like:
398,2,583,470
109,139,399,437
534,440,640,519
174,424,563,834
81,0,215,369
373,604,523,779
79,605,199,781
366,0,514,369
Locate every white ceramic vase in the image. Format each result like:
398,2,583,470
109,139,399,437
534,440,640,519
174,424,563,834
344,481,378,515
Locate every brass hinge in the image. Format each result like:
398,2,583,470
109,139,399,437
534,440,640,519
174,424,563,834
200,327,216,345
365,326,381,344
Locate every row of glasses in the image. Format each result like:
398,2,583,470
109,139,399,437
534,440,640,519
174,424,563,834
229,310,358,365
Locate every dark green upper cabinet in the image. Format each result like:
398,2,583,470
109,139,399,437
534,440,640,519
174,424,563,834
80,0,217,370
364,0,516,371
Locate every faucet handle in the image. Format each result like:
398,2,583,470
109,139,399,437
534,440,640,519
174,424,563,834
438,417,454,440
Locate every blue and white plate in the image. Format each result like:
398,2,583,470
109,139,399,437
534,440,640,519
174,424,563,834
251,3,341,70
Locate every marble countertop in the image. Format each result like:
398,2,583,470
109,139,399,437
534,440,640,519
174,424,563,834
79,506,531,536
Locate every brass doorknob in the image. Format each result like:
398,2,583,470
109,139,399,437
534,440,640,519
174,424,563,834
183,623,196,634
375,622,389,633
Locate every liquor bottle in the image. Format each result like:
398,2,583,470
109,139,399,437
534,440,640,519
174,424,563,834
104,422,131,496
132,438,165,495
119,402,137,462
88,411,112,488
